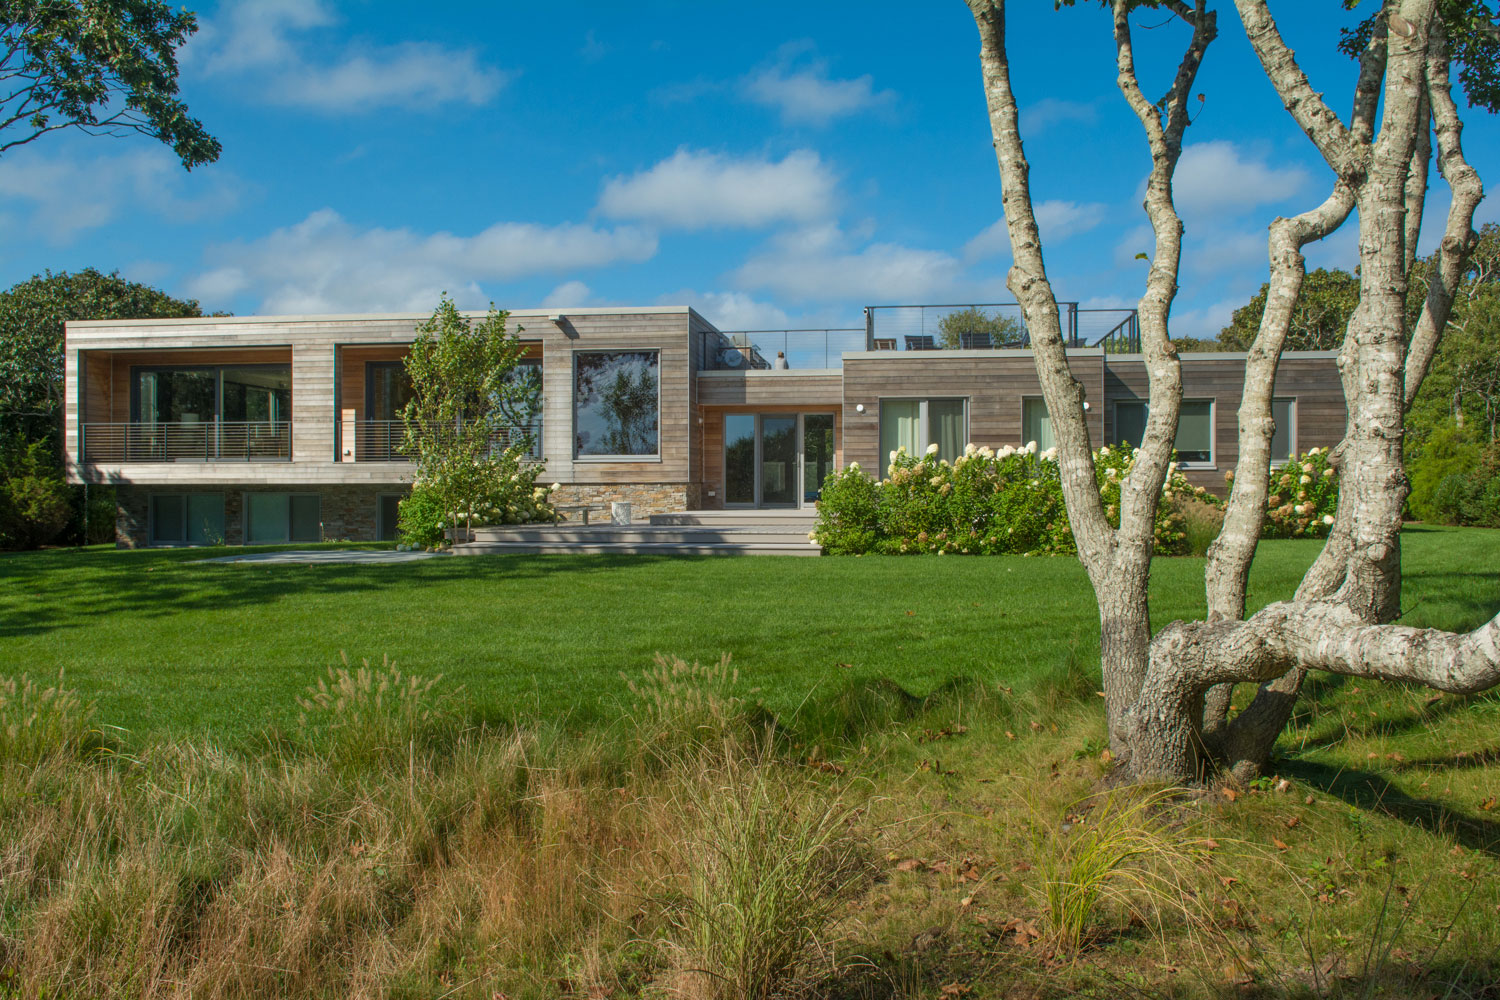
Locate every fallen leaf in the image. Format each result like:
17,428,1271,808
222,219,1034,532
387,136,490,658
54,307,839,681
1005,731,1016,741
1482,797,1497,812
1305,794,1315,805
895,859,922,872
1029,721,1042,732
1285,816,1301,829
1222,787,1239,802
1272,837,1290,851
960,895,974,909
905,610,915,616
837,662,853,670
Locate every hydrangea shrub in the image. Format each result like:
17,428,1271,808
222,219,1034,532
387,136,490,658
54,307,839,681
1232,446,1340,539
812,442,1199,556
398,449,557,548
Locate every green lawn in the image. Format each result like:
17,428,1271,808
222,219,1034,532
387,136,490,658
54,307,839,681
1,526,1496,743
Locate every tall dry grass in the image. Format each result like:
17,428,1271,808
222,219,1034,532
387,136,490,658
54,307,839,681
0,661,868,1000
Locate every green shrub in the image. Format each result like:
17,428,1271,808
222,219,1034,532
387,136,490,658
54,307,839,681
0,436,70,550
1407,421,1482,521
1417,440,1500,528
813,442,1202,557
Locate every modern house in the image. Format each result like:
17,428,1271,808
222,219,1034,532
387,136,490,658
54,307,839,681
62,302,1346,547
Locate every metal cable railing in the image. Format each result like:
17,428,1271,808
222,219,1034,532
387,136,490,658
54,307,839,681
81,421,291,462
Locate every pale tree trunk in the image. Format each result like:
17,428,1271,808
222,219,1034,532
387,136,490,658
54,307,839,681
1134,0,1491,782
966,0,1214,758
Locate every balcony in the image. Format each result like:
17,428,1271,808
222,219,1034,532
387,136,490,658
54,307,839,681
82,421,292,462
345,419,542,462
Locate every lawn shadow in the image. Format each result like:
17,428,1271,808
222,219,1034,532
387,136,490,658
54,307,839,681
0,549,688,641
1282,757,1500,857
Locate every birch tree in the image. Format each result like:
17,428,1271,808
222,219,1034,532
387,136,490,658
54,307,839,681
965,0,1492,782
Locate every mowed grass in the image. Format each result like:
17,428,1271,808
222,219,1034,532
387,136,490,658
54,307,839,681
0,525,1496,744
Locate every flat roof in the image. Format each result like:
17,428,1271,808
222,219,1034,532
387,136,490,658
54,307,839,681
66,305,704,329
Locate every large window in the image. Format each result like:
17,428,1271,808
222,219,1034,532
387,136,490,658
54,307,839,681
574,351,659,458
133,365,291,424
1021,397,1054,451
366,361,414,421
879,398,966,463
150,493,225,545
245,493,321,544
1271,397,1296,465
1111,398,1216,466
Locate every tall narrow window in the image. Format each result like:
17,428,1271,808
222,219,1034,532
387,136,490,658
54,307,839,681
1270,397,1296,465
1113,399,1148,448
574,351,659,458
1021,397,1054,451
879,399,967,462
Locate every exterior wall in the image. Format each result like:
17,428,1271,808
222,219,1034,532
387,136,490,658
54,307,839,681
840,350,1107,472
115,484,408,547
1103,352,1346,494
65,308,702,494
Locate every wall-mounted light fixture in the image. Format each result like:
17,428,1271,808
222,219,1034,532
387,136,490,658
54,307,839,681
855,403,866,414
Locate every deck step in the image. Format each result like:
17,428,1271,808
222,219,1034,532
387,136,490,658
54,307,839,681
469,526,813,545
649,510,817,527
453,540,820,557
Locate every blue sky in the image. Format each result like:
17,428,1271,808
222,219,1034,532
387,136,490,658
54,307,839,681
1,1,1495,340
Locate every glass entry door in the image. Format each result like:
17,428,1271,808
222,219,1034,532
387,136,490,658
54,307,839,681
723,413,836,508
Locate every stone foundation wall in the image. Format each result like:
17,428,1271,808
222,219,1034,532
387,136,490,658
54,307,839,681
115,484,409,547
548,482,699,520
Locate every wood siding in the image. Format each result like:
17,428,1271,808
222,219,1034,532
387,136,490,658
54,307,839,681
841,352,1107,471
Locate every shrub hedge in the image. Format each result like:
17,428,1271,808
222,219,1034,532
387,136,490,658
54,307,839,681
813,442,1341,556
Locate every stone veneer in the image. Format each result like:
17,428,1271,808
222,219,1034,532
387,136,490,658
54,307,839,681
547,482,700,519
115,484,409,547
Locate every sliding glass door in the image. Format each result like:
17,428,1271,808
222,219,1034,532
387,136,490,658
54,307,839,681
722,413,836,508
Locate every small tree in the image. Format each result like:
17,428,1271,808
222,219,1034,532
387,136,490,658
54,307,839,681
936,306,1023,349
399,297,545,545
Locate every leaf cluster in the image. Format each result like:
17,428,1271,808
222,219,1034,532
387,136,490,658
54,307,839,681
1339,0,1500,112
0,0,220,166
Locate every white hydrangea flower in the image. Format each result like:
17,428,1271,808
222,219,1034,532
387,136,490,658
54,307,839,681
979,446,994,459
1041,447,1058,462
965,442,977,456
1301,462,1314,473
889,450,899,463
1025,440,1038,453
1293,504,1306,515
926,442,941,456
1322,514,1334,525
1300,474,1312,484
1105,468,1118,478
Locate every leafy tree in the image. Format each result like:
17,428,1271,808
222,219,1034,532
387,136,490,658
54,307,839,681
599,366,658,454
399,297,543,543
936,306,1023,348
1217,267,1361,351
0,0,219,167
0,268,203,442
0,434,69,549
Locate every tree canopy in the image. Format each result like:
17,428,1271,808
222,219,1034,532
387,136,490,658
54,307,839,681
1216,267,1362,351
936,306,1023,349
0,0,220,167
0,268,203,440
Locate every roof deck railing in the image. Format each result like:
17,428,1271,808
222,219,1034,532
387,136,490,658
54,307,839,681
864,302,1141,354
698,329,866,371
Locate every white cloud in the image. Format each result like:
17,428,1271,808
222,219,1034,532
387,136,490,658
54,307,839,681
0,147,241,242
598,148,837,229
189,0,508,112
664,290,791,331
1036,200,1108,242
1170,299,1242,342
541,280,595,308
185,209,657,313
967,200,1107,261
1185,228,1269,279
964,219,1010,262
745,43,895,126
733,223,964,303
1171,141,1310,219
1022,98,1098,132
